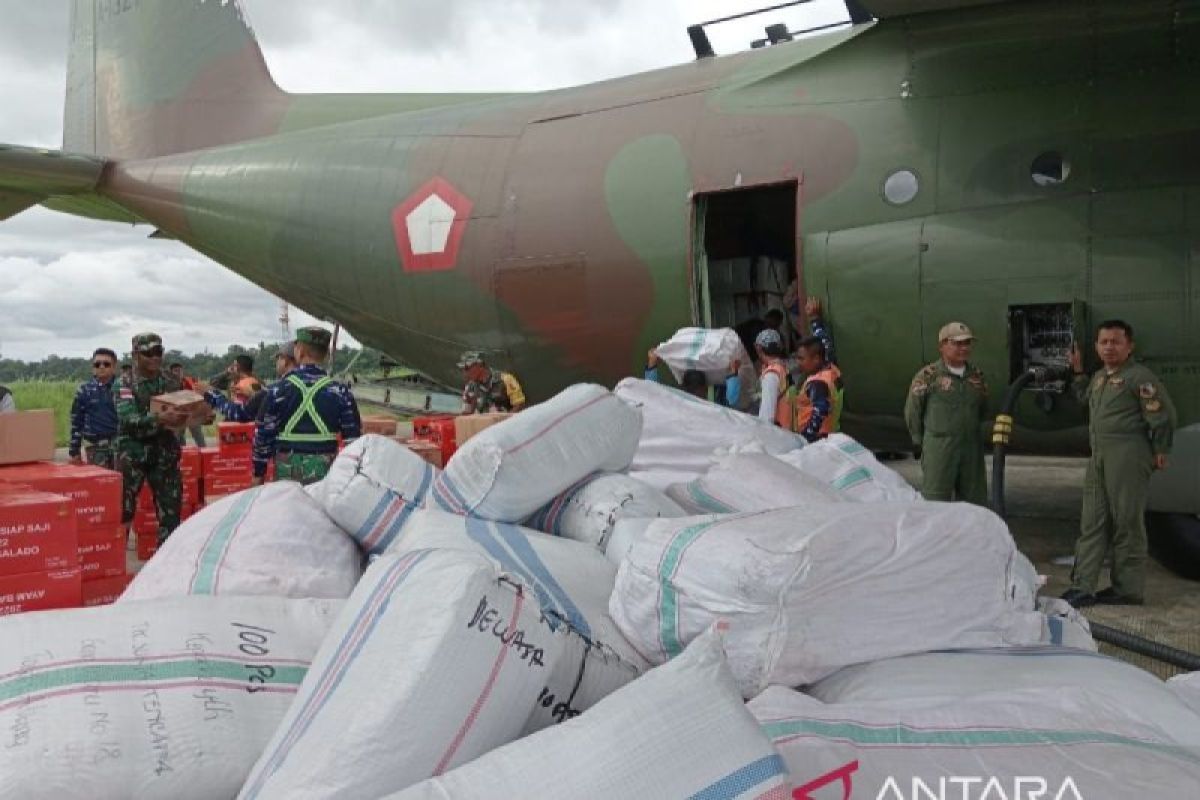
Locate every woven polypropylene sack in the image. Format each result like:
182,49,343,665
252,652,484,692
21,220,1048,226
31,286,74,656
774,433,919,502
653,327,758,410
525,471,686,549
429,384,642,522
614,378,804,490
0,596,341,800
1168,671,1200,716
386,508,646,732
666,453,843,514
123,482,361,601
750,685,1200,799
610,503,1046,695
313,434,439,555
383,629,791,800
238,549,565,800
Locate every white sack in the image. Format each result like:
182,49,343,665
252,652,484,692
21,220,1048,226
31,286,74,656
430,384,642,522
610,503,1046,694
775,432,920,502
808,646,1200,746
385,629,791,800
386,508,646,731
123,482,361,601
750,685,1200,800
313,433,439,555
238,549,564,800
1168,671,1200,716
525,471,686,549
615,377,805,490
0,596,340,800
653,327,758,409
604,517,655,566
667,452,843,514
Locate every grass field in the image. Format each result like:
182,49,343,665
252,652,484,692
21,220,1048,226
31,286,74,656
8,380,76,447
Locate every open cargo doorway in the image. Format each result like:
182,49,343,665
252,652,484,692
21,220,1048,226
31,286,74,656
692,182,800,361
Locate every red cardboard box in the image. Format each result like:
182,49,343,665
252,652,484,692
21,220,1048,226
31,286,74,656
399,439,444,469
136,531,158,561
218,422,255,454
0,567,82,616
0,462,122,528
204,473,253,501
0,488,79,576
412,415,457,465
180,446,203,481
78,526,126,580
82,572,132,607
201,447,253,476
0,409,56,466
137,480,199,510
362,416,398,436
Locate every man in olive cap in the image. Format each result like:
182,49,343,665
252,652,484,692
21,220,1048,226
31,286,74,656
458,351,526,414
117,332,188,544
254,327,361,484
903,322,990,505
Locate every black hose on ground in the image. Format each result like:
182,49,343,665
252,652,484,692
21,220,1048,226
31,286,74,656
1090,621,1200,671
989,369,1039,517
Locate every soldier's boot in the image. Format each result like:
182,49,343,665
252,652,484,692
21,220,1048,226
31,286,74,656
918,438,958,502
1105,443,1153,603
1070,456,1111,596
955,445,989,507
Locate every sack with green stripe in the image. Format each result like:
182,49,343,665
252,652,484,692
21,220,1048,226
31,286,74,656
609,503,1046,696
524,471,685,551
0,595,341,800
666,452,843,515
774,432,920,502
749,684,1200,799
122,482,362,602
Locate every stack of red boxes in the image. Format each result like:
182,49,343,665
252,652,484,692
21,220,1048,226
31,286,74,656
412,415,457,467
0,486,81,615
132,446,203,561
0,463,127,612
203,421,256,501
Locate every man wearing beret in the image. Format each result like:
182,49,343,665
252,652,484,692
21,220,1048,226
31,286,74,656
253,327,362,485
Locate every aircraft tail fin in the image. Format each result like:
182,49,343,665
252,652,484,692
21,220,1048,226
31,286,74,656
64,0,288,161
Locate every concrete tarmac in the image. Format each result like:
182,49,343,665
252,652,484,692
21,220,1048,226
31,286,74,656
893,455,1199,677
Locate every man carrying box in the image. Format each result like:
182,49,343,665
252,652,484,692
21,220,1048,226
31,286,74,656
116,332,188,544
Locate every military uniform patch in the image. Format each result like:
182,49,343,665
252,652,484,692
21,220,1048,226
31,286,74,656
910,381,929,397
939,376,954,392
1108,376,1125,387
1139,382,1157,399
1144,399,1162,413
1094,375,1105,390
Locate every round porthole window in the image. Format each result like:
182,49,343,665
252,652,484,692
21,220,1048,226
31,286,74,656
1031,151,1070,186
883,169,919,205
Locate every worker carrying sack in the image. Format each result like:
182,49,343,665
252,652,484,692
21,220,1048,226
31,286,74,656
652,327,758,410
525,471,686,550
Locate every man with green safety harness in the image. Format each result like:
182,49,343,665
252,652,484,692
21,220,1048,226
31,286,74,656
253,326,362,485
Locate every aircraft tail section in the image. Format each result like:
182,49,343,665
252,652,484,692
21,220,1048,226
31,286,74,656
65,0,287,161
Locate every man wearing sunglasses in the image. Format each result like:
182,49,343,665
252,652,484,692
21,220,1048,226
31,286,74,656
903,322,990,506
68,348,120,468
116,333,188,544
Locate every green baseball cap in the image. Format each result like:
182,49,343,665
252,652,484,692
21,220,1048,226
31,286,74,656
456,350,486,369
295,326,332,348
132,332,163,353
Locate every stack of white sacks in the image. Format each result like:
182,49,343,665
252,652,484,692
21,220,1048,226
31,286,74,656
1,379,1197,798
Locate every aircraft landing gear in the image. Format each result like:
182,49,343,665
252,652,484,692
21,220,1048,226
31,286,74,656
1147,512,1200,581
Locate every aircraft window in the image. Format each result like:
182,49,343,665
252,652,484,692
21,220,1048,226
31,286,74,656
883,170,919,205
1031,152,1070,186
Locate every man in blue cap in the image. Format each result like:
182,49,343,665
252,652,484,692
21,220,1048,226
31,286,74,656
254,327,361,484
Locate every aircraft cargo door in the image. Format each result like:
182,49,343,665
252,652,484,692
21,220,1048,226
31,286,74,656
811,219,924,424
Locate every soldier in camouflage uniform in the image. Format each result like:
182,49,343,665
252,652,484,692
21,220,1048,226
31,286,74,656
117,333,187,544
254,327,361,485
1062,320,1176,608
458,351,527,414
903,322,990,505
68,347,120,469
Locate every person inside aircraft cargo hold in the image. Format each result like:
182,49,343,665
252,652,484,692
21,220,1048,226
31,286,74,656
644,348,742,406
904,322,990,505
68,347,120,469
457,350,527,414
1062,320,1177,609
754,328,791,427
791,297,845,443
254,326,362,485
117,333,188,543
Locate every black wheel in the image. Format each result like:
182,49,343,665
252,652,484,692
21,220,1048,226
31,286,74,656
1147,511,1200,581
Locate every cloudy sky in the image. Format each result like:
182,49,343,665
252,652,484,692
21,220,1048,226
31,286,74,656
0,0,849,361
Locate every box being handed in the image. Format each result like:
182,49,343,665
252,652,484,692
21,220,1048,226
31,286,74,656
150,390,209,428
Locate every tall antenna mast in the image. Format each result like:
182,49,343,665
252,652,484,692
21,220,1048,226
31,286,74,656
278,300,291,340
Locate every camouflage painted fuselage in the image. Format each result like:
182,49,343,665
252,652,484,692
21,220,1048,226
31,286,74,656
66,1,1200,450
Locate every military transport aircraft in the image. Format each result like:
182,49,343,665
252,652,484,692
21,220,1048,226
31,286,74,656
0,0,1197,536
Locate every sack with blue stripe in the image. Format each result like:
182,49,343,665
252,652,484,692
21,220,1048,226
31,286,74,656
382,628,791,800
123,482,362,602
430,384,642,523
386,509,647,732
775,433,920,502
312,434,439,555
238,548,566,800
0,595,341,800
610,503,1050,696
667,453,843,515
524,471,686,551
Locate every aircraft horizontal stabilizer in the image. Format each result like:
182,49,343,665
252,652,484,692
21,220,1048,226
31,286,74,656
0,143,106,221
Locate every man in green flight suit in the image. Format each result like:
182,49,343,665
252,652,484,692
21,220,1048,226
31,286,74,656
116,332,188,544
904,322,990,505
1061,320,1176,608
